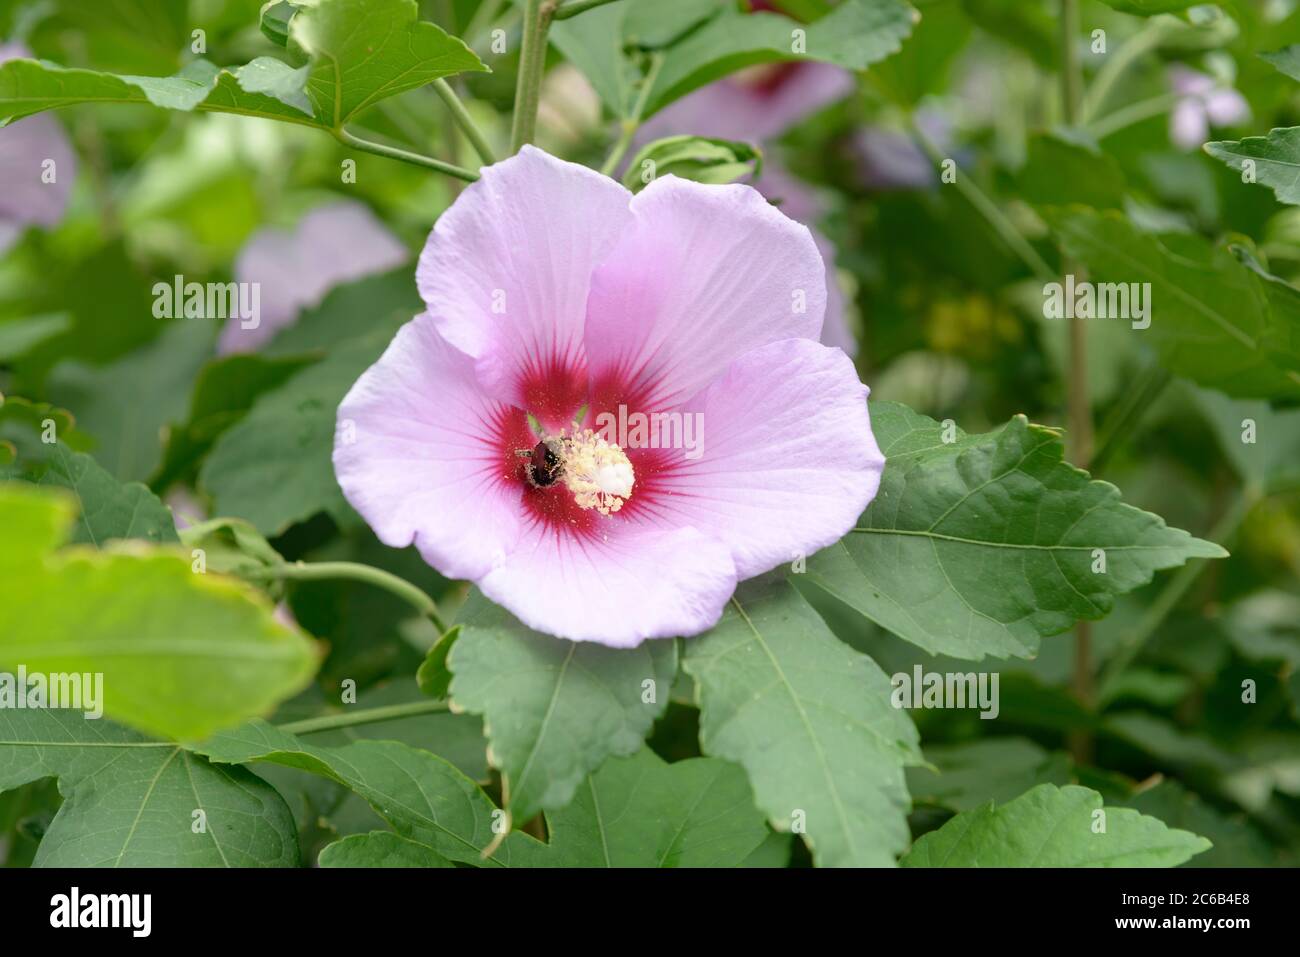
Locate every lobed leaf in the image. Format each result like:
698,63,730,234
0,483,318,741
0,709,298,867
901,783,1212,867
805,401,1226,660
683,574,920,867
447,591,676,824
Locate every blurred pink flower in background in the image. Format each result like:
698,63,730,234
0,43,77,255
218,200,408,354
1168,65,1249,150
334,148,883,646
638,60,854,146
853,109,953,191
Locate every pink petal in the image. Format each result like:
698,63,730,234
583,175,825,413
478,522,737,646
749,165,854,355
753,62,854,140
1170,99,1209,151
334,314,523,582
416,145,632,429
0,45,76,254
640,337,882,579
854,127,935,190
1204,88,1249,127
1167,65,1214,98
221,200,408,353
163,485,207,531
637,62,851,145
635,81,761,146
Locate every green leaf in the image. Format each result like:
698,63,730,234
519,749,770,867
1093,0,1198,13
1194,387,1300,490
547,0,727,117
0,709,298,867
36,0,190,76
0,314,72,362
1223,591,1300,669
1124,780,1277,867
12,243,163,384
1205,128,1300,207
0,483,318,741
263,266,420,357
622,0,728,49
1260,45,1300,83
197,719,540,866
10,445,179,546
198,270,420,536
548,1,639,117
958,0,1056,70
646,0,917,116
179,517,284,578
290,0,486,127
682,575,920,867
448,592,677,824
232,55,313,114
319,831,453,867
200,336,377,536
0,56,322,127
901,783,1211,867
0,0,486,130
1046,208,1300,400
869,0,971,104
804,402,1226,660
623,135,762,191
154,351,318,491
1018,131,1126,210
0,396,177,546
907,738,1072,812
46,321,215,483
416,624,461,700
261,1,301,49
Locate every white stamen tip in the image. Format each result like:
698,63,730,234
558,429,635,515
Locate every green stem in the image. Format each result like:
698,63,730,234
433,78,496,166
553,0,624,20
1098,485,1259,700
1087,92,1180,140
244,561,449,633
1082,18,1173,122
912,117,1055,282
278,699,451,736
510,0,556,153
334,127,479,181
1061,0,1083,126
599,52,664,177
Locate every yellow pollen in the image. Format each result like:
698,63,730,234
557,428,635,515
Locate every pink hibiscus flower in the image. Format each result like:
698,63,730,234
333,147,883,646
1168,65,1249,151
637,61,853,147
636,0,851,145
218,200,408,353
0,43,77,255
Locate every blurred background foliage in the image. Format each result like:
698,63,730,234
0,0,1297,867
